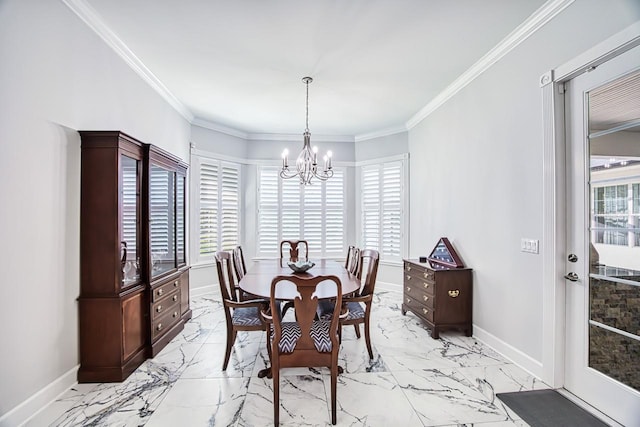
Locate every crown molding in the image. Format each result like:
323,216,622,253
405,0,575,130
191,117,249,139
354,125,408,142
62,0,194,122
247,133,354,143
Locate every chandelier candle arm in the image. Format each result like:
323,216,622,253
279,76,334,185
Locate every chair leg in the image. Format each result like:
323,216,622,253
353,323,361,338
364,316,373,360
273,358,280,426
223,329,237,370
331,356,338,425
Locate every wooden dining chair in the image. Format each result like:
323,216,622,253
344,245,361,276
262,274,346,425
232,245,247,282
214,251,268,370
320,249,380,359
279,239,309,261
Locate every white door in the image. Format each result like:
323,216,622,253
565,44,640,427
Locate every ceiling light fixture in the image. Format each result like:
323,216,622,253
280,77,333,185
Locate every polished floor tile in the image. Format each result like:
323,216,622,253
25,289,549,427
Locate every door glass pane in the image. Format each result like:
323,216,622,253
150,164,175,278
121,155,140,286
176,173,186,265
588,69,640,391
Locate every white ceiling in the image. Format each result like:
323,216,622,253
78,0,548,138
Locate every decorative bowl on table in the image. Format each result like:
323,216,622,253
287,260,315,273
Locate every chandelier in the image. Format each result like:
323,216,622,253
280,77,333,185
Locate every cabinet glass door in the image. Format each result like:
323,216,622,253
121,154,141,287
176,172,186,266
150,163,176,278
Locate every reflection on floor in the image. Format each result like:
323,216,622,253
27,290,550,426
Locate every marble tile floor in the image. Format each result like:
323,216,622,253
26,290,550,427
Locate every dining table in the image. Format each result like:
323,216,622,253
239,258,360,300
238,258,360,378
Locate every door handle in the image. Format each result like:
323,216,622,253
564,272,579,282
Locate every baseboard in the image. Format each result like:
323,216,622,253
472,325,545,381
0,365,78,427
190,284,216,298
377,280,402,293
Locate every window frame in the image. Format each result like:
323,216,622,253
190,155,242,265
357,154,409,264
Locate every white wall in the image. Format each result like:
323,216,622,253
408,0,640,366
0,0,190,421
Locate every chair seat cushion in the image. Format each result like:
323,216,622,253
232,306,262,327
318,300,365,321
272,321,333,353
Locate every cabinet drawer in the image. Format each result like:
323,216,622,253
404,296,434,322
151,307,181,341
404,262,436,283
404,284,435,309
404,273,435,296
151,277,181,302
151,291,180,320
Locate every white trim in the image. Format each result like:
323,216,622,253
355,153,409,167
61,0,193,122
355,125,408,142
554,21,640,82
190,284,216,298
0,366,78,427
191,118,249,139
191,147,250,165
246,133,354,143
406,0,574,130
473,325,546,381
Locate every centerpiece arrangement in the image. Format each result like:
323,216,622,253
287,260,315,273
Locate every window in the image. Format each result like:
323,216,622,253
592,183,640,246
196,159,240,260
258,166,345,257
360,160,405,262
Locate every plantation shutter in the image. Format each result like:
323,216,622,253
360,161,403,261
324,169,344,257
198,162,218,256
220,164,239,250
258,166,279,256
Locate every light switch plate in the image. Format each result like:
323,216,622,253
521,238,539,254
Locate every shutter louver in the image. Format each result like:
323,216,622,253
325,169,344,257
221,165,239,251
259,167,279,256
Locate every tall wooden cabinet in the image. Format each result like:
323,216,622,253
78,131,190,383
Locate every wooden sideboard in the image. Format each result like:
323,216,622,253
401,259,472,339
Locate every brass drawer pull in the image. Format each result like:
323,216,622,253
423,282,429,289
422,308,429,315
448,290,460,298
156,323,162,331
423,272,434,280
173,311,178,318
406,286,411,292
423,295,429,302
174,280,179,287
406,275,411,281
406,298,411,303
173,295,178,302
156,305,162,313
157,289,163,296
406,265,411,272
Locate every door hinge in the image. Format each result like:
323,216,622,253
558,83,566,94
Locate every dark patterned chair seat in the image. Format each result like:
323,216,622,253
232,306,263,327
319,301,364,322
271,321,333,353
